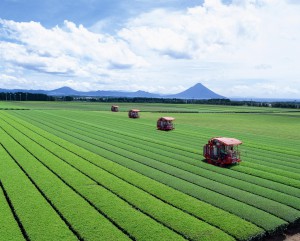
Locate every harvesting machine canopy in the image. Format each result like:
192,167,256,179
157,117,175,131
111,105,119,112
128,109,140,118
203,137,242,166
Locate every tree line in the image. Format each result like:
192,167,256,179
0,92,55,101
76,97,300,108
1,92,299,109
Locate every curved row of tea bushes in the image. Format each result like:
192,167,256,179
40,115,300,220
17,110,300,181
0,119,188,241
0,179,25,241
87,128,300,208
50,118,300,210
9,112,288,233
0,125,131,241
16,111,300,219
0,115,234,241
0,141,77,241
6,112,264,241
9,110,300,237
12,110,300,198
77,112,300,187
242,157,300,176
70,117,300,197
48,110,300,168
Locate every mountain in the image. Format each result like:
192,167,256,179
47,86,80,96
84,90,159,98
0,83,225,99
165,83,225,99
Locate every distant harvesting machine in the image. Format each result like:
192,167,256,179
157,117,175,131
111,105,119,112
203,137,242,166
128,109,140,118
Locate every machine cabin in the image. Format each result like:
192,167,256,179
128,109,140,118
157,117,175,131
203,137,242,166
111,105,119,112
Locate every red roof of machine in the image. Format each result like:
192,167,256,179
212,137,242,146
130,109,140,112
160,117,175,121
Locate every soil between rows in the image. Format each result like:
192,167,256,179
265,225,300,241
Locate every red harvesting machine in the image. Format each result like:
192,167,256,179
111,105,119,112
203,137,242,166
128,109,140,118
157,117,175,131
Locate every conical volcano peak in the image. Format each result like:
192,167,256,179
166,83,225,99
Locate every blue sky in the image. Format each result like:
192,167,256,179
0,0,203,28
0,0,300,98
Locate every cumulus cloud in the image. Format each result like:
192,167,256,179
1,0,300,97
254,64,272,70
120,0,300,64
227,82,300,98
117,0,300,97
0,73,29,89
119,1,260,60
0,19,146,78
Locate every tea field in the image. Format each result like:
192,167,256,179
1,101,300,241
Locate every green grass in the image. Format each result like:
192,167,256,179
0,128,131,241
0,181,25,241
0,144,78,241
0,111,263,241
5,112,290,230
2,100,299,113
1,101,300,240
0,114,231,241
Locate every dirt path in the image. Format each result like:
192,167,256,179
285,233,300,241
265,225,300,241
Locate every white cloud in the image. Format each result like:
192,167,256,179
0,19,146,78
0,74,29,89
220,80,300,98
117,0,300,97
119,2,261,60
1,0,300,97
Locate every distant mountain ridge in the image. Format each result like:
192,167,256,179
165,83,224,99
0,83,225,99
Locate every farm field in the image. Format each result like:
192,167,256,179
3,100,300,113
0,101,300,241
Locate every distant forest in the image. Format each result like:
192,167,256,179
0,92,55,101
0,92,299,109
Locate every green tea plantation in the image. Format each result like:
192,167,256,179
1,101,300,241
